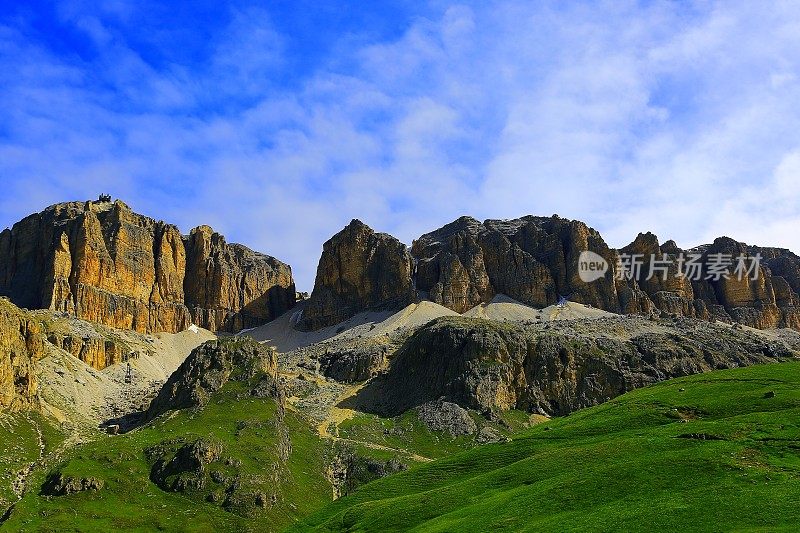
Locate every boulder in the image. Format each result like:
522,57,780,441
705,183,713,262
318,344,388,383
416,400,477,436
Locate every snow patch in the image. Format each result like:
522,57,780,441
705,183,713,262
289,309,303,326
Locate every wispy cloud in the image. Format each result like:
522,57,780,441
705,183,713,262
2,1,800,289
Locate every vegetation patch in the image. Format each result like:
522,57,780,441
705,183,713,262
297,361,800,532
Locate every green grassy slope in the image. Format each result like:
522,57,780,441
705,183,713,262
0,412,63,514
337,409,528,462
295,361,800,532
1,383,332,532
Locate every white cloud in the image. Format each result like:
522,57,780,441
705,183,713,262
3,1,800,290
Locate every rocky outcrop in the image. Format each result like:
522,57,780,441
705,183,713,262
45,328,126,371
327,444,407,499
146,430,291,516
143,337,291,517
0,298,44,411
0,198,295,334
0,297,138,408
318,344,388,383
40,474,104,496
45,335,124,371
147,438,224,493
299,220,416,331
357,315,796,417
145,337,281,421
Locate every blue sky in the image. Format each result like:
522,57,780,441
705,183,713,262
3,0,800,290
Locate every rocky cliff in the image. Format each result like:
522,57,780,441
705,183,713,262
0,296,146,408
356,315,795,417
298,215,629,331
621,233,800,329
42,312,145,371
412,215,620,313
301,214,800,331
298,219,415,331
0,298,44,411
411,215,800,328
0,198,295,334
45,332,125,371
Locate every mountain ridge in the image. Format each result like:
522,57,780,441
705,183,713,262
299,214,800,332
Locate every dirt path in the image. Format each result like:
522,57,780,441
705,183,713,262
337,437,432,463
315,383,364,439
10,415,45,501
314,383,432,463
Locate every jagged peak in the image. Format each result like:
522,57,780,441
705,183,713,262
622,231,661,254
660,239,682,255
324,219,406,251
415,216,482,247
345,218,371,231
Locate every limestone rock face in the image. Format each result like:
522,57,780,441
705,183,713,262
299,219,415,331
302,213,800,332
184,225,295,332
361,316,793,417
45,332,125,371
620,233,800,329
0,199,295,334
0,298,44,411
412,215,618,313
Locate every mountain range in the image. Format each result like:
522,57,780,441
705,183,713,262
1,197,799,531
